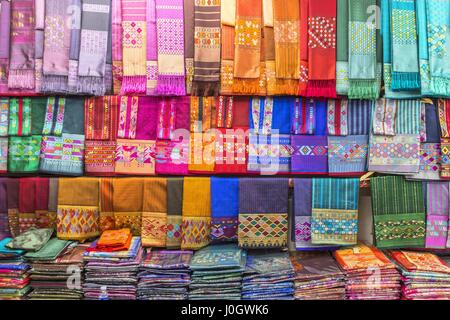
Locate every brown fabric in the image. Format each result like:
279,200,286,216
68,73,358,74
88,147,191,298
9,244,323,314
112,178,144,212
142,178,167,212
57,178,99,206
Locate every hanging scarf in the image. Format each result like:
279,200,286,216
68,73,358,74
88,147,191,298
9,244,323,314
215,96,234,129
390,0,420,90
166,177,183,249
41,0,71,93
41,97,66,136
181,177,211,250
191,0,221,96
371,175,426,248
328,135,368,175
77,0,110,95
142,178,167,247
155,0,186,96
311,178,359,246
120,0,147,94
135,97,159,140
210,177,239,243
273,0,300,80
327,99,348,136
34,0,45,92
305,0,336,98
105,8,113,95
347,100,372,135
99,178,115,232
297,0,309,94
291,97,315,135
416,0,433,96
425,182,449,249
8,136,42,173
184,0,194,94
85,96,119,141
111,0,123,94
0,0,10,93
67,0,82,93
8,98,32,136
0,138,7,173
348,0,380,99
372,98,397,136
0,179,10,239
381,0,421,98
438,99,450,179
238,178,289,249
34,177,49,229
113,178,143,235
7,179,19,237
220,24,235,95
8,0,35,90
157,97,189,140
233,0,261,79
190,96,216,133
214,127,248,174
426,0,450,96
18,178,36,234
118,96,139,139
146,0,158,95
115,139,156,175
57,178,100,241
336,0,349,95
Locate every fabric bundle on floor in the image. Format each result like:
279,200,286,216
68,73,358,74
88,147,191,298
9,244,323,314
390,251,450,300
242,251,294,300
189,244,246,300
371,175,426,248
138,249,192,300
0,238,31,299
290,252,345,300
238,178,289,249
83,236,143,300
27,241,86,300
335,244,401,300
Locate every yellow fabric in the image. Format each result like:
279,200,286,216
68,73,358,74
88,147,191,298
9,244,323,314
221,0,236,26
58,178,100,207
182,177,211,217
112,178,144,212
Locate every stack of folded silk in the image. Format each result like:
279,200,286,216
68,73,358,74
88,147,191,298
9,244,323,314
334,244,401,300
390,251,450,300
290,252,346,300
242,251,295,300
189,244,246,300
27,240,86,300
137,249,193,300
0,238,31,299
83,234,143,300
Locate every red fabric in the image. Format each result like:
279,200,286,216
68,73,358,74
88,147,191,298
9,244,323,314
18,178,35,213
232,97,250,128
305,0,337,98
34,178,49,211
298,0,309,95
214,128,248,174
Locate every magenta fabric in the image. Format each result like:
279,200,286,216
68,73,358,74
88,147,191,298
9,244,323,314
136,97,159,140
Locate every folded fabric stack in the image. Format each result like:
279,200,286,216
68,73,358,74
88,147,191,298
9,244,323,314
138,249,192,300
390,251,450,300
242,251,295,300
27,240,86,300
0,238,30,299
334,244,401,300
83,236,143,300
290,252,346,300
189,244,246,300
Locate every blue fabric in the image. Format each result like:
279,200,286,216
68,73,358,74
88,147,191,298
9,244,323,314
272,97,292,134
314,99,327,136
211,177,239,217
425,103,441,143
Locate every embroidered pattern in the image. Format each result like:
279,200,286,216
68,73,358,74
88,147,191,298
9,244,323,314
181,216,211,250
142,212,167,247
115,139,156,175
235,18,261,48
210,217,238,242
238,213,288,248
56,206,100,240
308,17,336,49
311,209,358,245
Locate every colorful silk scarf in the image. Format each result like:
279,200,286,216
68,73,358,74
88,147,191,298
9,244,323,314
327,99,348,136
121,0,147,94
248,133,291,174
372,98,397,136
191,0,221,96
76,0,111,96
156,140,189,175
407,143,442,181
155,0,186,96
220,18,235,95
233,0,262,88
145,0,157,95
348,0,381,100
85,96,119,141
347,100,372,135
34,0,44,93
39,97,66,136
112,0,123,94
57,177,100,241
426,0,450,97
41,0,71,93
238,178,289,249
113,177,144,235
115,139,156,175
371,175,426,248
336,0,349,95
416,0,433,96
8,0,35,90
249,97,291,134
214,128,248,174
293,179,338,251
298,0,309,94
390,0,420,91
0,136,7,172
438,99,450,179
210,177,239,243
291,98,315,135
424,182,449,249
0,0,11,93
142,178,167,247
311,178,359,246
8,136,41,173
273,0,299,80
99,177,115,232
305,0,336,98
166,177,183,249
8,98,32,136
67,0,82,93
184,0,194,94
188,132,216,173
328,135,368,175
291,135,328,174
181,177,211,250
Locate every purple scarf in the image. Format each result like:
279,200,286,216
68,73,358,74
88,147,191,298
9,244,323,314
0,0,11,93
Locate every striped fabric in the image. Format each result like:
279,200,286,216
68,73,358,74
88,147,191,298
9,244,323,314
310,178,359,245
395,100,423,135
425,182,449,249
347,99,372,135
371,175,426,248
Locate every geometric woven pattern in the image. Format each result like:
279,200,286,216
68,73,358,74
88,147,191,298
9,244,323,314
311,208,358,245
56,205,100,241
238,213,288,249
181,216,211,250
141,211,167,248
